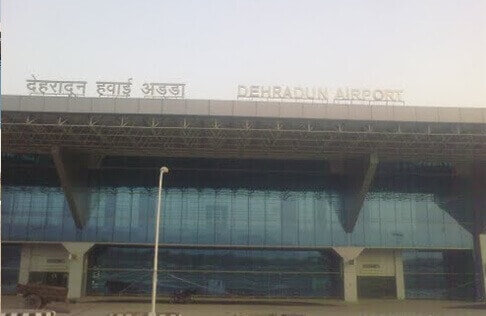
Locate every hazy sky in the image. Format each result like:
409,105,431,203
2,0,485,106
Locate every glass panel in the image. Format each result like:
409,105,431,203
1,244,21,294
330,193,347,246
314,192,332,246
231,190,249,245
298,192,315,246
130,188,148,243
248,192,265,246
198,189,215,244
1,269,20,294
87,246,342,298
394,197,412,247
1,188,14,239
180,189,198,244
10,189,31,240
265,191,281,246
214,190,231,245
113,187,132,242
45,188,65,241
1,157,474,249
403,250,474,300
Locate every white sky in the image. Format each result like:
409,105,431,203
1,0,485,106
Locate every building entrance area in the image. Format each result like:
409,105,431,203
0,154,482,301
354,249,475,300
357,276,397,299
86,246,343,298
356,249,399,299
1,243,476,301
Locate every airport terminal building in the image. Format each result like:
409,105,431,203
2,95,486,302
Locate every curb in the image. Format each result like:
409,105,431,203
0,312,56,316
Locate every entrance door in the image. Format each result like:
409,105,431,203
357,249,399,299
357,276,397,299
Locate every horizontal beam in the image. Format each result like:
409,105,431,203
3,94,486,125
2,112,486,162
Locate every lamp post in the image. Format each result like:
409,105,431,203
150,166,169,316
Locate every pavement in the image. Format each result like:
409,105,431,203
2,295,486,316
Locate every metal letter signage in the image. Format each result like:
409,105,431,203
238,85,328,101
26,76,186,99
26,75,87,97
141,83,185,99
237,85,404,105
96,78,133,98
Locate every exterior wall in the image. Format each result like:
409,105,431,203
63,242,94,299
333,247,363,302
15,243,93,299
86,246,343,298
3,95,486,125
0,155,479,301
4,243,476,300
1,157,474,249
402,250,475,300
29,244,68,272
357,249,396,277
18,244,68,282
1,185,472,248
480,234,486,299
395,250,405,300
356,249,404,299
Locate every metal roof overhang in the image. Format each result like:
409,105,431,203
2,95,486,162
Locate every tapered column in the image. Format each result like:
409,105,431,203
473,162,486,301
18,244,32,284
51,146,103,228
62,242,94,300
331,154,378,233
333,247,364,302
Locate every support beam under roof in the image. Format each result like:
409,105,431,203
51,146,103,228
335,153,379,233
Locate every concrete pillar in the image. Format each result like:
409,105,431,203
394,250,405,300
478,234,486,301
333,247,364,302
18,244,32,284
62,242,94,300
473,162,486,301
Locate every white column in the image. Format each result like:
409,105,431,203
62,242,94,300
333,247,364,302
480,234,486,300
18,244,32,284
394,250,405,299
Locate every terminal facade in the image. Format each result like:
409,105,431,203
2,95,486,302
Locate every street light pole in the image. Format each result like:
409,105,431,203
150,166,169,316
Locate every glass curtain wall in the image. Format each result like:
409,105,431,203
1,155,473,249
1,244,22,293
403,250,474,300
86,246,342,298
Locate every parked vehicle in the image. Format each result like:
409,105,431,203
17,283,68,309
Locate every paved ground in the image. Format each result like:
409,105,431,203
2,295,486,316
